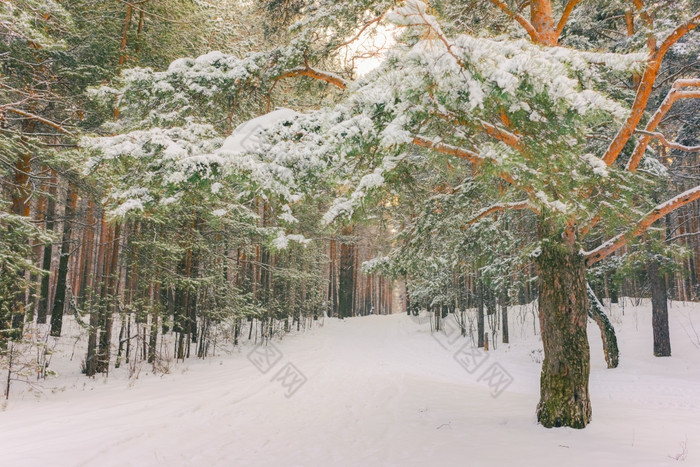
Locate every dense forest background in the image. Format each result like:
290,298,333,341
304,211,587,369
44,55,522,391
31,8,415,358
0,0,406,377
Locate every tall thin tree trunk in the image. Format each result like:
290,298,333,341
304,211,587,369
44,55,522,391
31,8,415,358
134,5,146,55
338,228,354,319
327,239,336,317
37,176,57,323
477,279,485,348
49,189,78,337
118,4,133,67
501,291,509,344
648,259,671,357
85,215,107,377
188,243,199,347
79,201,96,307
8,138,34,338
96,223,120,373
148,282,159,364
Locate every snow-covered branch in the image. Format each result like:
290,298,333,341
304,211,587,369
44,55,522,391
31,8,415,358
585,185,700,266
390,0,467,69
627,79,700,170
411,136,481,165
656,11,700,58
276,65,348,90
5,107,75,137
467,201,536,225
411,135,528,195
431,108,523,152
334,13,386,50
602,11,700,167
481,120,523,152
634,130,700,154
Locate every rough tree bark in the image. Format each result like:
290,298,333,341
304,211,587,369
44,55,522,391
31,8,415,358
535,233,592,429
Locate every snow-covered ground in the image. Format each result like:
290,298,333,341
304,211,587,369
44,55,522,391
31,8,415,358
2,300,700,466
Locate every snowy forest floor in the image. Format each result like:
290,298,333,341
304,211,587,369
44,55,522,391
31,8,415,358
2,300,700,467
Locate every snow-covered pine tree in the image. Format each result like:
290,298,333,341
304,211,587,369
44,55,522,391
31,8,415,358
83,0,700,429
252,0,700,428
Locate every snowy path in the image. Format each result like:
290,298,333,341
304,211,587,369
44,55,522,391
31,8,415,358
2,303,700,466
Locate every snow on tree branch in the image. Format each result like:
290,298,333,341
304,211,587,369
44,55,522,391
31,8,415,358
5,107,75,137
627,79,700,170
602,10,700,166
585,185,700,266
634,130,700,154
467,201,537,225
276,65,348,90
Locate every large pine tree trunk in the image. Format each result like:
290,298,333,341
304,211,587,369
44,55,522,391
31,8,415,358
648,260,671,357
535,236,592,429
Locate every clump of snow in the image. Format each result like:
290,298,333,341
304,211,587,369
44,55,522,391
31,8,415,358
321,169,387,226
535,191,568,214
638,156,669,177
220,108,300,155
381,115,412,146
278,204,298,224
581,153,609,178
272,230,311,249
322,197,355,226
160,194,181,206
361,255,389,272
110,199,144,217
357,171,385,192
